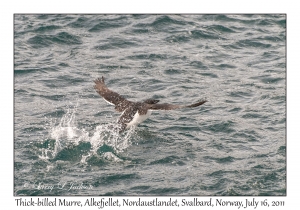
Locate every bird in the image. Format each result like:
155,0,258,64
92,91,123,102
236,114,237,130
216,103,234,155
94,76,207,132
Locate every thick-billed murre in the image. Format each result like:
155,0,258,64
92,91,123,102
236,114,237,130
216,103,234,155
94,76,207,132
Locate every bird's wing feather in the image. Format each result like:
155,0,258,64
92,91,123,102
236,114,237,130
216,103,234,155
94,76,133,112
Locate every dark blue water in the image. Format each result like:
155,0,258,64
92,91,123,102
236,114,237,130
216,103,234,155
14,14,286,196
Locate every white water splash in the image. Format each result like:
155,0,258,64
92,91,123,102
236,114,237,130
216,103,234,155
43,106,134,162
90,123,135,154
49,107,89,157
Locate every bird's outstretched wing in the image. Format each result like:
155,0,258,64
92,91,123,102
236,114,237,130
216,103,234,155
94,76,133,112
148,100,207,110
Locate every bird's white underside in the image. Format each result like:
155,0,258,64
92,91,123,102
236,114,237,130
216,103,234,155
126,110,152,129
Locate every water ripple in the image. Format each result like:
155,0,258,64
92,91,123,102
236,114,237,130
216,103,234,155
14,14,286,196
